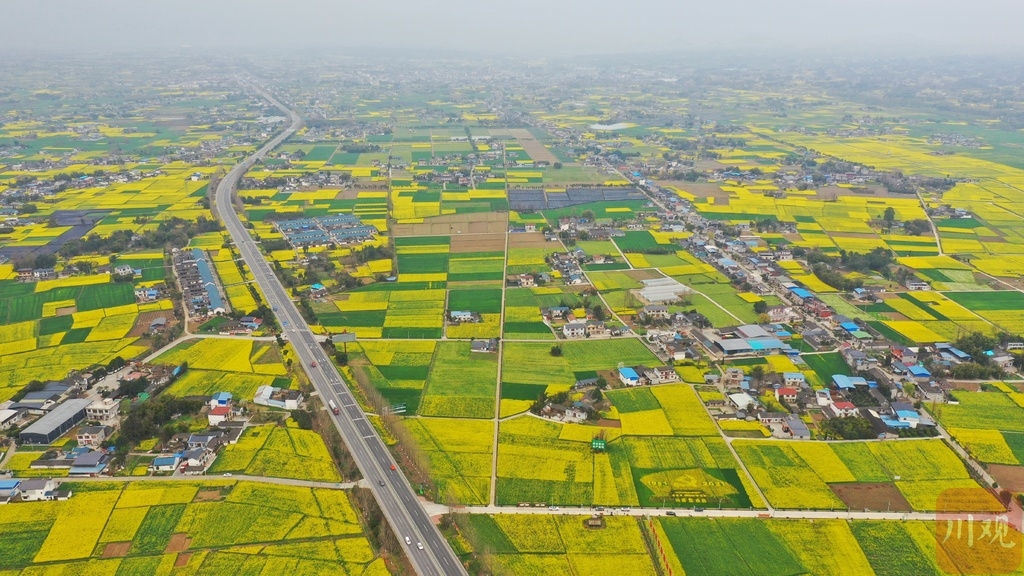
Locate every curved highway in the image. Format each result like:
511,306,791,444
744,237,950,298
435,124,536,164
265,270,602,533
215,83,466,576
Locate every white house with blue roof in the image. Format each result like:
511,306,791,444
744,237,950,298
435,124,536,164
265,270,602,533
782,372,806,387
209,392,232,408
618,367,640,386
151,455,181,473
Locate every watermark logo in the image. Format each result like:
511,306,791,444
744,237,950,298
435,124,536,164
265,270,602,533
936,488,1021,574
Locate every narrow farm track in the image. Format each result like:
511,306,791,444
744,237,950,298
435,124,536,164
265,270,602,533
489,217,511,506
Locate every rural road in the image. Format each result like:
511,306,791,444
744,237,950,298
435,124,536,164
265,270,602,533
453,504,1014,524
214,82,466,576
65,473,356,490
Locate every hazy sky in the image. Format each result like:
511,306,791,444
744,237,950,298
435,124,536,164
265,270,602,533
5,0,1024,56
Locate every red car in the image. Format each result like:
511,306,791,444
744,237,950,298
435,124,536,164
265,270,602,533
311,361,317,367
390,464,396,471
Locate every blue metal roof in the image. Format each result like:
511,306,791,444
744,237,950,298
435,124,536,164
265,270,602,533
748,338,784,351
881,417,911,429
191,249,224,311
840,322,860,332
619,367,639,380
832,374,867,389
908,365,931,377
791,288,812,299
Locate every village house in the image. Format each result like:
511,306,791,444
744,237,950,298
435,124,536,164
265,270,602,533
890,345,918,365
618,367,641,387
722,368,746,387
151,455,181,473
783,415,811,439
209,392,233,408
0,479,21,503
563,322,587,339
187,432,223,451
542,306,571,321
842,348,877,372
18,479,65,502
470,338,499,353
253,385,304,410
758,412,787,425
828,401,859,418
585,320,608,337
75,425,111,448
640,304,670,321
904,277,930,291
208,406,231,427
728,392,756,410
766,305,797,323
642,366,679,384
0,408,20,430
449,310,475,323
775,388,799,403
86,398,120,422
782,372,806,388
238,316,264,331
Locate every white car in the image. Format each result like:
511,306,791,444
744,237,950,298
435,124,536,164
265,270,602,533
404,536,411,545
416,542,424,550
223,473,232,477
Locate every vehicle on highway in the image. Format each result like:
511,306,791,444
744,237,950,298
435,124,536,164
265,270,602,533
694,507,705,512
417,542,424,550
549,506,559,511
404,536,411,545
665,511,677,516
378,480,385,487
223,473,232,477
272,305,278,312
328,399,340,415
311,361,317,368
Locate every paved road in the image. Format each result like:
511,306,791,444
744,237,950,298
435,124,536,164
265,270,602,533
459,504,939,520
64,473,356,490
214,83,465,576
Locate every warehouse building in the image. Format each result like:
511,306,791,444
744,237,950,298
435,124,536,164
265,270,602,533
19,399,92,444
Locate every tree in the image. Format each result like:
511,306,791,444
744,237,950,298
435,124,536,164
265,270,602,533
553,162,563,169
753,300,768,315
550,345,563,357
883,206,896,224
819,417,875,440
750,365,765,383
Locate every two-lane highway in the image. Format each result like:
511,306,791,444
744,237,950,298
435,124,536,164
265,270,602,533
215,83,466,576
